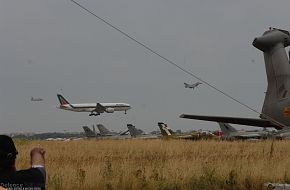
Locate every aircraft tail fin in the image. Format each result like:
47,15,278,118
83,126,96,138
158,122,173,136
127,124,143,137
97,124,111,135
57,94,71,106
218,123,237,135
253,28,290,119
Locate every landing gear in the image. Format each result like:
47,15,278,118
89,112,100,116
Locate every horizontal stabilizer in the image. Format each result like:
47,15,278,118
180,114,282,129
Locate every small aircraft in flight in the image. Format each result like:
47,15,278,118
57,94,131,116
184,82,202,90
31,97,43,101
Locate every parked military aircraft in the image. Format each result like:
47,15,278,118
180,28,290,129
82,125,130,139
184,82,202,90
127,124,159,139
97,124,128,136
158,122,201,140
83,125,97,138
272,127,290,139
31,97,43,101
127,124,144,137
218,123,269,140
57,94,131,116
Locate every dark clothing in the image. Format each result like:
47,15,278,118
0,168,45,190
0,136,18,160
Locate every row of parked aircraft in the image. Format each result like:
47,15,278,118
82,124,159,139
157,122,288,140
81,122,290,140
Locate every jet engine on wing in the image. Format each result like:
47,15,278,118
105,108,114,113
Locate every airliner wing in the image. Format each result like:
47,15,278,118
95,103,106,113
179,114,282,129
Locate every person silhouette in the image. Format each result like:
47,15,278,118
0,135,46,190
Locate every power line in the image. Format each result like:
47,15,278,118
70,0,286,128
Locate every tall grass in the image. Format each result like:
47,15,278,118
13,139,290,190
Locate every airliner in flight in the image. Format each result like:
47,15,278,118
57,94,131,116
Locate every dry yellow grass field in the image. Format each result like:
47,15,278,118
13,139,290,190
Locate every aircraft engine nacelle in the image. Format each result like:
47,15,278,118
105,108,114,113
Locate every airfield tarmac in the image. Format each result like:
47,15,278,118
14,138,290,190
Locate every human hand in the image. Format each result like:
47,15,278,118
30,147,46,167
30,147,46,156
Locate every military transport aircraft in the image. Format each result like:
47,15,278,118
57,94,131,116
180,28,290,129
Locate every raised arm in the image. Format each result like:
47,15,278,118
30,148,45,167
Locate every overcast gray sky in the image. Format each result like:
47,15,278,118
1,0,290,133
